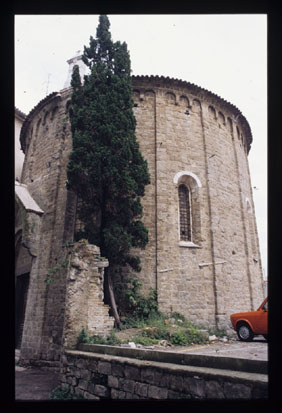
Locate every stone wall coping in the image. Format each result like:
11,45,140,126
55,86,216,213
77,344,267,375
65,348,267,386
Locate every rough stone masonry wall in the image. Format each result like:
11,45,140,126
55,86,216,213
60,350,267,400
19,90,76,364
130,76,264,330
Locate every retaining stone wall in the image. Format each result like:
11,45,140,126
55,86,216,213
60,349,267,400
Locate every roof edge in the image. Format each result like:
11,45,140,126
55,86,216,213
19,75,253,153
132,75,252,151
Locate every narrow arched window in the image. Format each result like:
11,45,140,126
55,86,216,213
178,184,192,241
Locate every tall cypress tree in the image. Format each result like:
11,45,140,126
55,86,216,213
67,15,150,327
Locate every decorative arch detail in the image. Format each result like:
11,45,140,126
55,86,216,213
218,111,225,125
192,99,201,112
165,91,176,104
173,171,202,188
208,105,216,119
179,95,190,107
227,117,233,132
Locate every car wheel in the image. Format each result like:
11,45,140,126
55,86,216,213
263,334,268,341
236,323,254,342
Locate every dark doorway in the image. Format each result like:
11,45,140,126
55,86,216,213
15,273,30,349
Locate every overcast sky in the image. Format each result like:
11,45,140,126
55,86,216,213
15,14,267,277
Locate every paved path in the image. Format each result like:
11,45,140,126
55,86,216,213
15,366,60,401
174,337,268,361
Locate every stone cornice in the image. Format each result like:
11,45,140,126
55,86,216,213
19,91,62,153
132,75,253,152
20,75,253,153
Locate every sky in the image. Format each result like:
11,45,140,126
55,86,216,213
15,14,267,277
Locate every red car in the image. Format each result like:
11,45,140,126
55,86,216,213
230,297,268,342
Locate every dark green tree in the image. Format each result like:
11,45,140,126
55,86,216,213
67,15,150,328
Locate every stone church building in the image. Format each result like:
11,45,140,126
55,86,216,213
15,54,264,367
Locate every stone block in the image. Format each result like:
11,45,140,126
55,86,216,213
112,363,124,377
124,365,141,381
141,368,155,384
126,392,140,399
87,382,95,394
205,380,225,399
108,375,119,389
83,391,99,400
66,375,74,385
168,390,181,399
74,387,85,398
88,359,98,372
135,382,148,398
183,376,205,398
158,372,170,387
169,374,183,391
111,388,126,399
73,368,81,378
123,379,135,393
78,379,88,391
76,358,85,369
94,384,110,398
223,382,252,399
98,360,111,375
148,385,168,400
80,368,91,381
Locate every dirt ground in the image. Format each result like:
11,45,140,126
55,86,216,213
114,327,268,360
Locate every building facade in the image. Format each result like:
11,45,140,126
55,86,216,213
15,72,264,366
15,107,26,181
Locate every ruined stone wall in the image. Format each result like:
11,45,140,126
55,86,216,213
63,240,114,349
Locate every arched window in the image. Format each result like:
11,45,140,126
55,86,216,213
178,184,192,242
174,171,202,247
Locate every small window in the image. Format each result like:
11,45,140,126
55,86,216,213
178,184,192,241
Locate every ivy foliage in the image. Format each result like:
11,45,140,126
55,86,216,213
67,15,150,272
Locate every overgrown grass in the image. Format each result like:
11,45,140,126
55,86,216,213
78,310,209,347
77,280,224,348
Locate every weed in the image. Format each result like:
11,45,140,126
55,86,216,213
171,331,187,346
132,335,159,346
119,278,159,320
77,328,121,346
49,385,85,400
208,328,227,338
